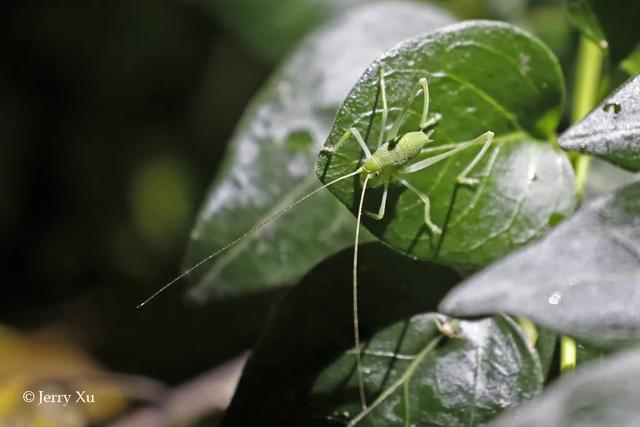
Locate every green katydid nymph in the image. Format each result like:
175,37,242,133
137,66,494,420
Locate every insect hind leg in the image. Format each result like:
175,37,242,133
365,179,389,220
456,131,494,186
398,178,441,235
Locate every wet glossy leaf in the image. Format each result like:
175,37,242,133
317,21,575,268
559,74,640,172
223,244,543,427
565,0,640,64
185,3,455,303
490,346,640,427
440,180,640,348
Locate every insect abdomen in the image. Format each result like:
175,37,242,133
373,131,429,169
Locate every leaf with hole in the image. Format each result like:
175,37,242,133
440,179,640,348
223,244,543,426
185,2,455,303
317,20,576,268
559,74,640,172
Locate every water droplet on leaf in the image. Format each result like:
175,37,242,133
548,292,562,305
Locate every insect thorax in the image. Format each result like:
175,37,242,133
362,131,430,186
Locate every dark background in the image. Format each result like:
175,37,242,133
1,0,270,381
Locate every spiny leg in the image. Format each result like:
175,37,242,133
456,131,494,186
401,131,494,174
365,179,389,220
398,178,441,235
386,76,441,142
376,67,389,149
353,174,371,410
321,127,372,158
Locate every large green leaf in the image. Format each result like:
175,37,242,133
317,21,576,268
490,346,640,426
559,74,640,172
185,2,455,303
565,0,640,64
223,244,543,426
440,179,640,348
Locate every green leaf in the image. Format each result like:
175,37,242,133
317,21,575,268
440,179,640,348
564,0,607,49
490,346,640,427
185,2,455,303
559,74,640,172
535,327,558,380
223,244,543,426
565,0,640,65
621,44,640,76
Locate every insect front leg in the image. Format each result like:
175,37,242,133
376,66,389,149
386,76,439,142
321,127,372,159
397,178,441,235
456,131,494,186
365,179,389,220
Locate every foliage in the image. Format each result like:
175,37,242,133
185,2,455,303
176,1,640,425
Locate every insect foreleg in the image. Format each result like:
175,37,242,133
386,77,432,142
376,67,389,149
365,179,389,220
321,127,372,158
456,131,494,186
398,178,441,235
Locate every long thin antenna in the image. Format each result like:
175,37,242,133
353,174,370,410
137,168,362,309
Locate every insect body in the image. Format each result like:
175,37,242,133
318,68,493,414
138,65,494,424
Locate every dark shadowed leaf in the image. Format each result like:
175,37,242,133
535,327,558,380
185,2,455,303
559,74,640,172
490,346,640,427
223,244,543,426
565,0,640,64
317,21,575,268
440,180,640,348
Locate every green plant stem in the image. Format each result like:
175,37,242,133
560,336,577,372
517,316,538,346
559,37,604,374
572,36,604,201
